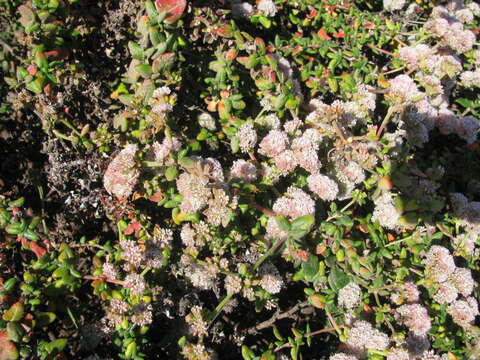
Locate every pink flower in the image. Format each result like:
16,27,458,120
103,144,139,199
307,174,339,201
448,297,479,329
387,75,422,104
396,304,431,335
272,186,315,219
423,245,456,282
274,150,297,175
236,123,257,153
258,130,288,157
229,159,257,182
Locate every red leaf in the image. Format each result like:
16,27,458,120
295,250,310,261
292,45,303,56
149,192,163,202
19,237,28,248
27,64,37,76
333,30,345,38
364,22,375,29
216,25,233,38
306,6,318,19
124,221,141,236
317,28,331,40
29,241,46,260
0,331,18,360
155,0,186,24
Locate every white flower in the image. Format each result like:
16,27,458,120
257,0,277,17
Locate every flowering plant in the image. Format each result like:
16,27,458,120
0,0,479,359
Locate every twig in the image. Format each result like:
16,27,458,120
69,242,110,252
381,66,406,76
253,237,286,271
436,224,454,239
376,105,399,139
273,326,343,353
250,203,277,217
385,235,413,247
305,326,340,337
247,301,309,335
367,43,394,57
0,38,22,62
333,120,347,143
83,275,124,285
325,310,341,335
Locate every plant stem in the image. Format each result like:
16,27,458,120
376,105,397,139
208,237,287,327
253,237,286,271
385,235,412,247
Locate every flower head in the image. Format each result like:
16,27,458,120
103,144,139,198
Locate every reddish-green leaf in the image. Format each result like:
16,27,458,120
155,0,186,24
2,302,24,322
0,332,18,360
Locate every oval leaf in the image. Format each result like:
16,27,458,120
2,302,24,322
0,332,19,360
155,0,186,24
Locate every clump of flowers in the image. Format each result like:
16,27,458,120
338,282,362,309
272,186,315,219
345,320,390,357
395,304,431,336
103,144,139,199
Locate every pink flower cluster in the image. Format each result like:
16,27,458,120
151,136,182,164
395,303,432,336
258,129,288,157
386,75,423,104
425,5,476,53
307,173,339,201
345,320,390,357
103,144,139,199
272,186,315,220
229,159,257,183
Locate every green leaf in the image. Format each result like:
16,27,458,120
302,255,319,282
6,322,23,342
149,26,162,46
128,42,144,59
275,216,290,232
135,64,152,78
273,327,284,341
165,166,178,181
125,341,137,358
241,345,254,360
26,77,44,94
2,302,24,322
258,16,272,29
288,215,315,240
3,279,17,293
5,222,23,235
328,266,350,292
145,1,158,18
35,312,57,328
47,0,59,10
16,67,28,81
45,338,67,354
152,52,176,73
23,229,39,241
178,156,195,168
34,51,48,71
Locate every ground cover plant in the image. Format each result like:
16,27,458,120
0,0,479,359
